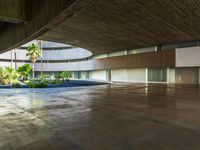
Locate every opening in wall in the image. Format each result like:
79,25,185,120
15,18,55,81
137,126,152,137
148,68,167,82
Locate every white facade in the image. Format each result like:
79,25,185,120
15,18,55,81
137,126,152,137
176,46,200,67
111,69,146,82
89,70,107,81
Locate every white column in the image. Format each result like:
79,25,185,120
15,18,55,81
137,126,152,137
167,68,176,84
145,68,148,83
199,67,200,84
167,68,170,83
155,46,158,52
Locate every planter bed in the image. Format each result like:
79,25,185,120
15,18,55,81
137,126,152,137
0,80,110,88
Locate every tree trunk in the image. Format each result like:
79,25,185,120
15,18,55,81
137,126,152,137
38,40,45,76
11,50,13,68
40,46,43,76
32,63,35,78
41,58,43,76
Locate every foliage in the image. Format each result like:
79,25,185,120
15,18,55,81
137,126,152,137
39,74,48,81
27,79,48,88
17,64,32,80
26,43,41,78
27,74,49,88
49,79,62,84
12,82,22,88
0,67,19,85
24,80,30,84
55,71,72,82
26,43,41,63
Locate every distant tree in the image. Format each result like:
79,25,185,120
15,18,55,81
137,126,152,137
55,71,72,82
37,40,45,76
26,43,41,78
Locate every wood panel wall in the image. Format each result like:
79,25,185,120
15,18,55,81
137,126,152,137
32,50,175,71
92,50,175,70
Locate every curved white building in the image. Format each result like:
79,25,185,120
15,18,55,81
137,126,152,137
0,41,93,79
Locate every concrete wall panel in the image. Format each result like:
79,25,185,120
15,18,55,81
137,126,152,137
89,70,107,81
111,69,146,82
176,47,200,67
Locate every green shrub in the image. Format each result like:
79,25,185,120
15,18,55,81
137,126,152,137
17,64,32,80
0,67,19,85
24,80,30,84
39,74,48,80
55,71,72,82
49,79,62,84
27,79,48,88
12,82,22,88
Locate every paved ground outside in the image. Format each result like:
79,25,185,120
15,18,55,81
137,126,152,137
0,83,200,150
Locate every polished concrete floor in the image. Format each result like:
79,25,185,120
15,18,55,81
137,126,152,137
0,83,200,150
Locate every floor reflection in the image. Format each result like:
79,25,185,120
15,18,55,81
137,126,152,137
0,84,200,150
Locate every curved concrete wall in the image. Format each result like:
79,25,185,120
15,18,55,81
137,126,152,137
0,61,94,71
34,61,93,71
0,48,92,61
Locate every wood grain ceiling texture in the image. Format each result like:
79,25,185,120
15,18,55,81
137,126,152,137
40,0,200,54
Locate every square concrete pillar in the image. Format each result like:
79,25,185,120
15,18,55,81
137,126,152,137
106,69,111,81
145,68,148,83
167,68,175,84
167,68,170,83
199,67,200,84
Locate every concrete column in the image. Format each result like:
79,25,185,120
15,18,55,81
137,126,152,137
167,68,170,83
155,45,161,51
166,68,176,84
155,46,158,52
88,71,91,79
86,71,89,79
78,72,81,79
106,69,111,81
199,67,200,84
145,68,148,83
155,46,161,52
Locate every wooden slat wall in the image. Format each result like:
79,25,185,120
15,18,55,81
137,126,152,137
40,0,200,54
32,50,175,71
92,50,175,70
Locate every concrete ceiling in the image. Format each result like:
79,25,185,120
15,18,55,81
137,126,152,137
39,0,200,54
1,0,200,54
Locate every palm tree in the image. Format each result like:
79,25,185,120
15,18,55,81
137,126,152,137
37,40,45,76
26,43,41,78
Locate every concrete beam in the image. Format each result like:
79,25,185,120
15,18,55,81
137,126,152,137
0,0,91,53
40,0,200,54
0,0,27,24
